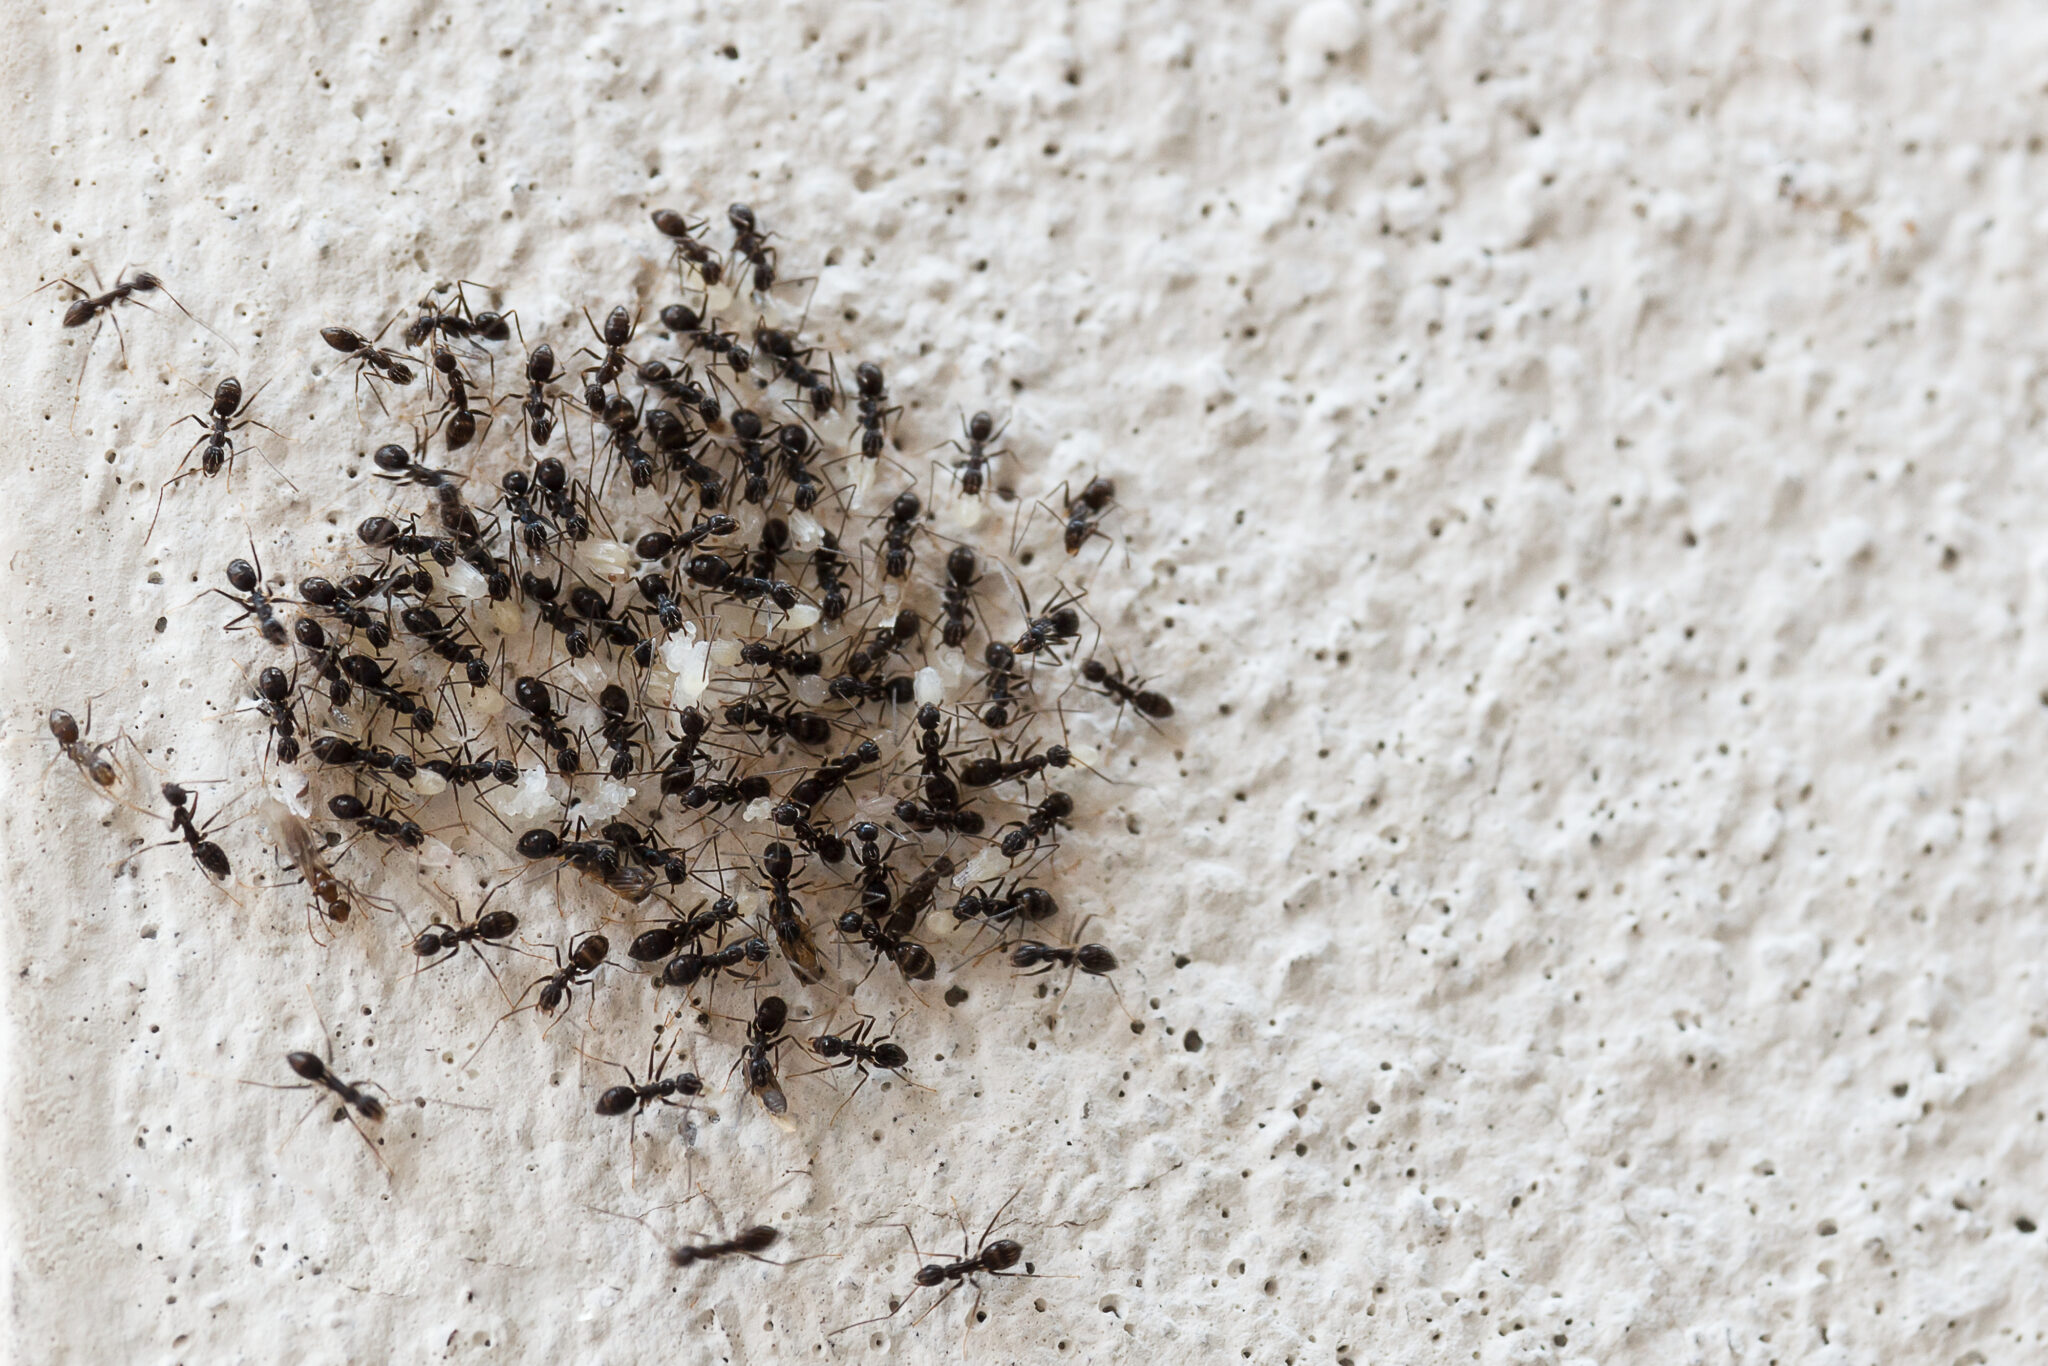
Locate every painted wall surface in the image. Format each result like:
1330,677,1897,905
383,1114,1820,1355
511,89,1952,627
5,3,2046,1363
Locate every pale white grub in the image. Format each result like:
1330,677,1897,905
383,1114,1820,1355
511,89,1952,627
788,508,825,551
439,557,489,602
914,666,944,705
708,637,742,667
793,672,830,706
581,538,636,581
775,603,821,634
742,796,776,823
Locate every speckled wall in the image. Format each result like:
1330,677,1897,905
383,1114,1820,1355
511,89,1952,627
5,3,2045,1363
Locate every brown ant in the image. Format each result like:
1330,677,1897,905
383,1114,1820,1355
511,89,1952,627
268,801,374,937
830,1193,1038,1339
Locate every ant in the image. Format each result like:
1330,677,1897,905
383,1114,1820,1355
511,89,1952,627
244,1034,391,1172
977,641,1023,728
1008,917,1129,1015
37,266,227,415
885,854,956,937
996,790,1074,859
596,683,647,780
581,304,637,392
727,202,779,293
427,345,492,451
734,993,793,1117
410,897,519,970
216,551,290,647
1059,475,1116,555
959,740,1075,790
1080,657,1175,723
761,841,831,986
141,782,232,881
651,208,726,288
400,281,511,350
588,1031,705,1176
836,908,936,983
659,302,752,376
668,1226,789,1269
892,797,985,838
521,343,564,447
327,792,427,850
879,490,921,578
812,532,851,622
939,545,981,648
321,319,417,408
800,1015,914,1121
1010,584,1088,664
853,361,898,459
628,897,739,963
148,376,281,540
830,1193,1037,1339
949,410,1005,497
661,935,772,991
269,801,386,936
250,665,304,764
529,931,611,1017
952,880,1058,929
47,704,122,791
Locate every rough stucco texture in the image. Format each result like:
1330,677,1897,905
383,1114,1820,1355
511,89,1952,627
6,2,2048,1363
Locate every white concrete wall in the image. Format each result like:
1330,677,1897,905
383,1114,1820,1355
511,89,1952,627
5,2,2046,1362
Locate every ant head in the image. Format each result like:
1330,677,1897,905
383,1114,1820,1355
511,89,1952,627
967,410,995,442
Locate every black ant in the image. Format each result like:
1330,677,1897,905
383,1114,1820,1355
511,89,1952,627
142,782,232,881
830,1193,1037,1338
371,439,476,543
654,708,712,806
880,489,921,578
836,908,936,983
659,302,752,376
639,357,723,426
949,410,1005,497
727,202,779,293
321,319,417,408
596,683,647,780
1011,584,1088,663
1008,917,1129,1015
47,704,122,791
755,327,835,417
428,345,492,451
410,897,520,970
952,880,1058,928
668,1226,789,1269
800,1015,914,1121
529,931,611,1017
977,641,1022,727
661,935,772,991
885,854,956,937
581,304,637,391
651,208,726,288
216,551,290,647
245,1034,391,1172
521,343,564,447
401,281,511,350
250,665,304,764
148,376,281,540
734,993,792,1116
939,545,981,648
328,792,427,850
628,897,739,963
38,266,227,414
892,797,985,838
1079,657,1175,722
959,740,1075,790
996,790,1074,858
761,841,831,986
812,532,851,622
853,361,898,459
1060,475,1116,555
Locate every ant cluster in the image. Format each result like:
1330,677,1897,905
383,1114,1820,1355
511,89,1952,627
47,204,1171,1334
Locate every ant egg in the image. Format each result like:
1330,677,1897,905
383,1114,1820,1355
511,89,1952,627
498,767,561,822
407,769,449,798
793,673,830,706
914,667,944,705
742,797,775,823
664,638,712,702
707,638,742,667
578,779,636,822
